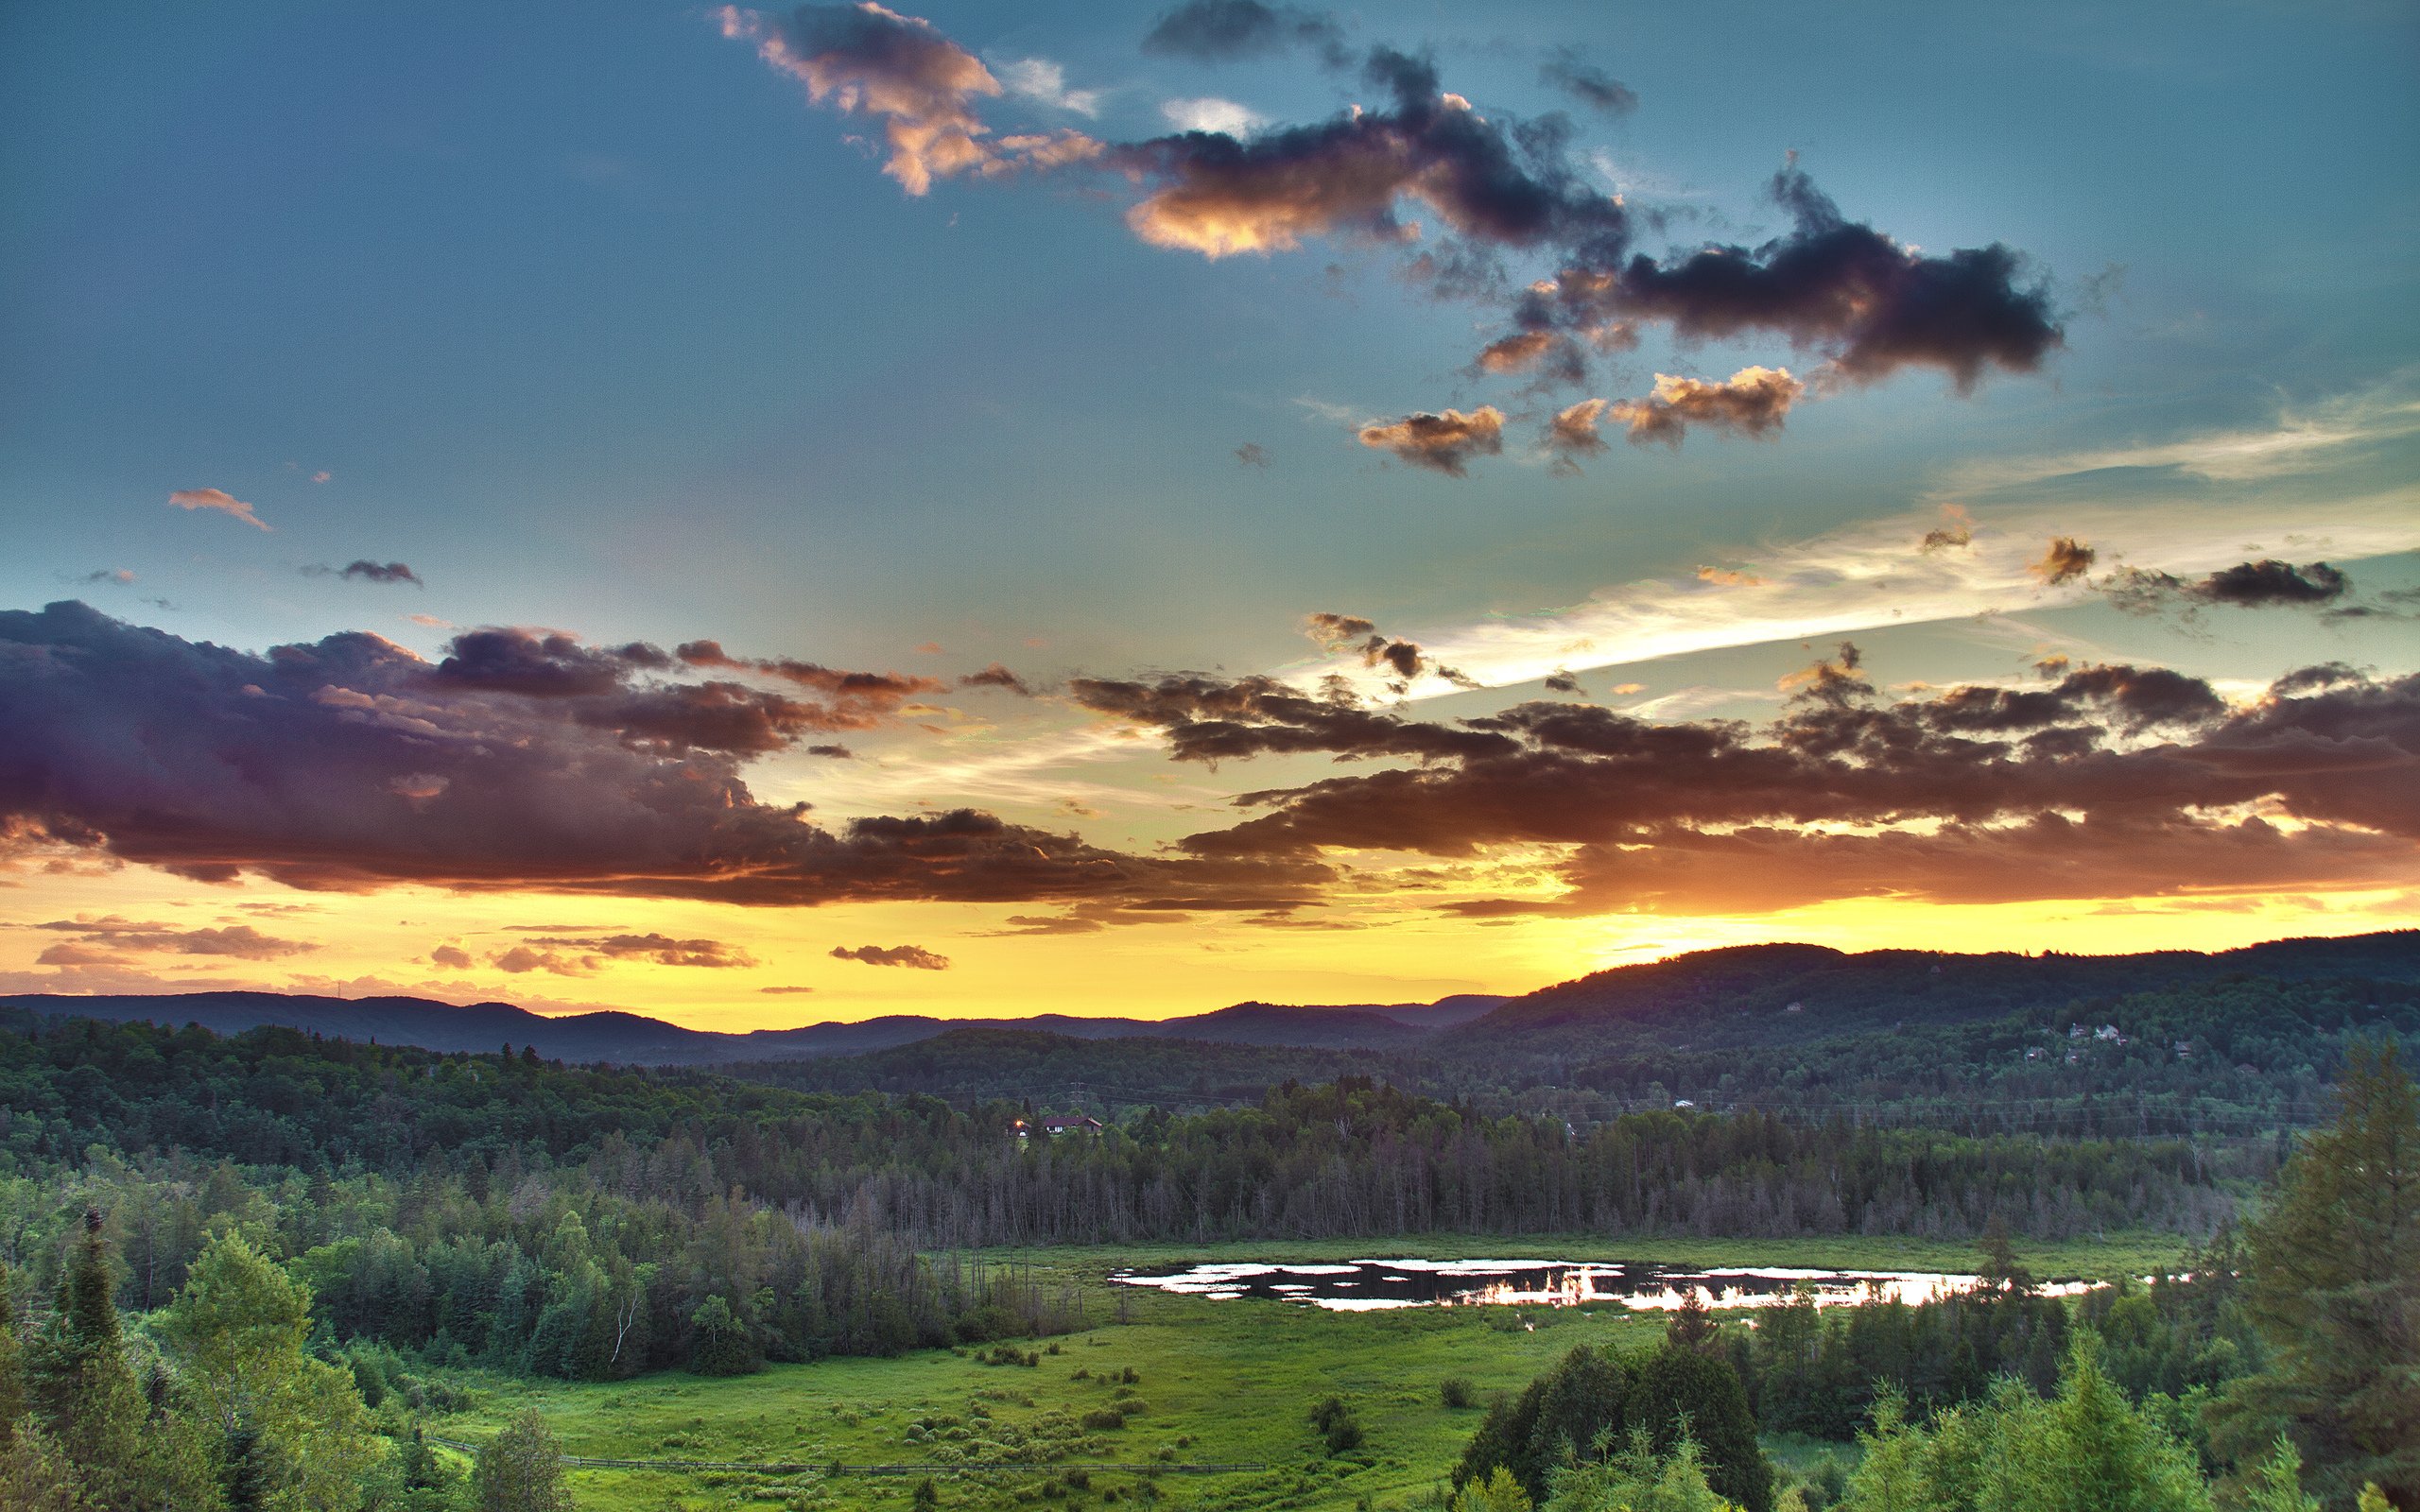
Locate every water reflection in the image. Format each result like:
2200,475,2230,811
1108,1258,2096,1313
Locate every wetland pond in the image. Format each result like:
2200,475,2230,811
1109,1258,2096,1313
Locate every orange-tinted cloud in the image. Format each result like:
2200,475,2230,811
1357,405,1505,475
168,488,270,531
1608,367,1805,446
2031,536,2098,585
717,3,1098,195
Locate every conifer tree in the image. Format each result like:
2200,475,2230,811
2212,1042,2419,1508
26,1210,224,1512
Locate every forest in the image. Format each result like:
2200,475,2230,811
0,1004,2410,1509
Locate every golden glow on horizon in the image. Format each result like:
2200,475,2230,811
5,863,2411,1033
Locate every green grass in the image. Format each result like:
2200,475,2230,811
425,1230,2190,1512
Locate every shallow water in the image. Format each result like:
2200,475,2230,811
1108,1257,2095,1312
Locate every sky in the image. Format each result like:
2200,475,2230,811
3,0,2417,1027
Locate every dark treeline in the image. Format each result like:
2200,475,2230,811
727,1024,1392,1109
703,972,2420,1143
1520,975,2420,1141
4,1012,2236,1255
1728,1226,2256,1444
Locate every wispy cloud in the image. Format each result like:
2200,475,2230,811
168,488,270,531
1160,96,1263,135
996,57,1100,116
1936,378,2420,494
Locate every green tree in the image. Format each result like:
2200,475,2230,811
1546,1434,1745,1512
2212,1042,2420,1509
1837,1343,2211,1512
159,1231,387,1510
1453,1467,1535,1512
0,1264,26,1447
473,1410,575,1512
25,1210,223,1512
1630,1344,1774,1512
2245,1438,2325,1512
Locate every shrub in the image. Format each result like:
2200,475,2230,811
1442,1377,1478,1409
1309,1396,1365,1455
1081,1408,1127,1430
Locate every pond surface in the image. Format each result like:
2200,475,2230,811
1108,1258,2095,1312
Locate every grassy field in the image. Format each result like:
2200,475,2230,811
427,1231,2191,1512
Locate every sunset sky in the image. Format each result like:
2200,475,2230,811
4,0,2416,1026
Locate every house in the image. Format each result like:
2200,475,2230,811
1040,1114,1105,1137
2174,1040,2195,1060
1783,1002,1805,1015
2094,1024,2122,1042
1672,1099,1696,1110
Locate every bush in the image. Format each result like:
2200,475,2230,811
1081,1408,1127,1430
1309,1396,1366,1455
1441,1377,1478,1409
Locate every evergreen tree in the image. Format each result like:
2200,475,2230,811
26,1210,224,1512
2212,1042,2420,1509
1631,1344,1774,1512
1668,1287,1720,1352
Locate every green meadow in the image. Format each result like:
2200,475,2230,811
426,1232,2188,1512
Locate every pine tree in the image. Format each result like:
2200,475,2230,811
2212,1042,2419,1508
26,1210,224,1512
1668,1287,1720,1352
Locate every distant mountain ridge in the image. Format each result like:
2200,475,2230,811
8,931,2414,1070
0,988,1501,1064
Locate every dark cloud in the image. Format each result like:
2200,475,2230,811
77,570,136,586
1150,659,2420,914
22,916,316,962
1235,441,1270,468
303,561,424,587
2031,536,2097,586
1303,611,1377,650
1472,330,1586,385
1538,45,1637,116
1545,399,1612,469
0,602,1324,912
1115,49,1630,264
1534,163,2061,391
515,932,759,968
1607,366,1805,446
594,681,844,754
429,944,474,970
1356,406,1505,475
2108,559,2350,616
435,628,655,697
676,638,944,723
725,9,2057,427
831,942,951,970
978,913,1111,936
1780,641,1872,710
959,662,1037,696
1068,671,1514,764
717,3,1100,196
760,984,818,993
1919,506,1975,553
1543,670,1586,695
1141,0,1345,63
